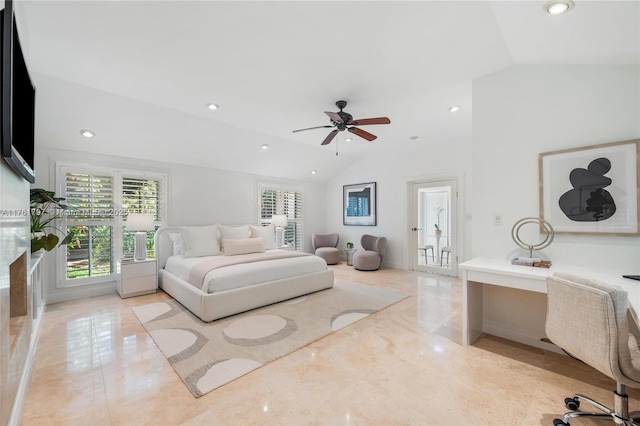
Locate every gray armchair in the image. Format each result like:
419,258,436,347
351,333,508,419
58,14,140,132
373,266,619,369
311,233,339,265
352,234,386,271
546,272,640,425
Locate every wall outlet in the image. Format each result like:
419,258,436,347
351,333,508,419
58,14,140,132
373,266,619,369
494,213,503,226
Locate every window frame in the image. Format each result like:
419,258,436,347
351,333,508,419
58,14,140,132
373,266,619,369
56,163,167,288
257,183,303,251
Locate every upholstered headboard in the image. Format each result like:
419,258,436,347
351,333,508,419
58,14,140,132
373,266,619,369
154,226,182,269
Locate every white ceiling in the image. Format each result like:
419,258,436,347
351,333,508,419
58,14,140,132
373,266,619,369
17,1,640,182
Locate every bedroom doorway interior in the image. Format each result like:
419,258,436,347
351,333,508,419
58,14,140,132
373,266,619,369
410,179,458,276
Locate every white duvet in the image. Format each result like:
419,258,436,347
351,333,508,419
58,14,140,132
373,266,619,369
164,249,328,294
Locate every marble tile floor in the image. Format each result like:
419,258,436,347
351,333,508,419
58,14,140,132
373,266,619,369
21,264,640,425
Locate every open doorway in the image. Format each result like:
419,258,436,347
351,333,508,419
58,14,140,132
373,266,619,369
410,179,458,276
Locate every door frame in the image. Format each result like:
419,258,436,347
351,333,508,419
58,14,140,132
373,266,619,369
406,172,464,276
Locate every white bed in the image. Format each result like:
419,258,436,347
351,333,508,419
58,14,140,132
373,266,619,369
154,226,335,322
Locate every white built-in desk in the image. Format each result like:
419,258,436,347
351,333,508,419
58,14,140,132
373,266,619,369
460,257,640,353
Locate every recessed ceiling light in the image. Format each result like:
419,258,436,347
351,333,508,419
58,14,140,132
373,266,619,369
311,170,317,175
409,136,419,140
261,144,269,150
345,138,353,142
206,103,219,110
80,129,95,138
449,106,460,113
543,0,574,15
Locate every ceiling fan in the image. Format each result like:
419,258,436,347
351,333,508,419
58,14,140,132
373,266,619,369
292,100,391,146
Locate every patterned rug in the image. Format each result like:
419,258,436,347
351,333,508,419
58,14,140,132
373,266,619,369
133,280,408,398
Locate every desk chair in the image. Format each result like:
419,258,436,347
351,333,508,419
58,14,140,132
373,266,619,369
546,273,640,426
440,246,451,266
419,245,434,262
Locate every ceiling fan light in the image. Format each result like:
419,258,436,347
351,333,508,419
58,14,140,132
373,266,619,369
544,0,574,15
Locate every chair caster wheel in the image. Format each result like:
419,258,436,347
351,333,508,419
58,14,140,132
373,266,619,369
564,397,580,411
553,419,569,426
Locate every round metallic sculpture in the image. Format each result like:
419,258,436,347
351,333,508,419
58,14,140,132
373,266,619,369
511,217,555,257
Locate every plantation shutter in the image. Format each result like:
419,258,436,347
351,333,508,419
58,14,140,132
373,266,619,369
122,176,164,259
65,172,114,222
283,190,302,250
63,171,115,282
260,189,277,225
259,185,303,250
121,177,163,220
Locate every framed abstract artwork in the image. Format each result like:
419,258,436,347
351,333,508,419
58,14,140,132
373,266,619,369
343,182,377,226
539,139,640,235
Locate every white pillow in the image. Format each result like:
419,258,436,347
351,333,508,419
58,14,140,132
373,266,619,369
168,232,183,256
181,225,221,258
249,225,276,249
218,224,251,240
223,237,265,256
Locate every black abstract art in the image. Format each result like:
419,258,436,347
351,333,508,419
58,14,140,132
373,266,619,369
558,157,617,222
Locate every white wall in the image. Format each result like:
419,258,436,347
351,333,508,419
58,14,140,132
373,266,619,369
472,64,640,269
33,147,326,303
325,133,473,269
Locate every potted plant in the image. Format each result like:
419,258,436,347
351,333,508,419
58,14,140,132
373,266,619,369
434,206,445,236
30,188,75,253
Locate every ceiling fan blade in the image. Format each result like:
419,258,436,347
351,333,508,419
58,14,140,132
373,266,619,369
321,129,339,145
348,127,377,141
324,111,343,123
292,125,334,133
351,117,391,126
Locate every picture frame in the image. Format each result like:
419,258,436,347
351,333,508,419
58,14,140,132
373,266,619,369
343,182,377,226
539,139,640,235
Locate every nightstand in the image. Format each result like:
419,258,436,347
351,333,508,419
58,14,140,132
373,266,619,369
117,258,157,298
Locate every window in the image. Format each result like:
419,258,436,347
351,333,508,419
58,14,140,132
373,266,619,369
64,172,115,282
121,177,163,259
59,165,166,287
259,184,302,250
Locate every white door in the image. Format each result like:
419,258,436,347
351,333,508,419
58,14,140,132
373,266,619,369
410,179,458,276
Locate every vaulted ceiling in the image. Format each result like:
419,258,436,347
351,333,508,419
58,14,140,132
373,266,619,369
18,1,640,182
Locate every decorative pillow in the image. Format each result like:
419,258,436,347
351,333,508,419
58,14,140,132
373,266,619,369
168,232,183,256
181,225,221,258
249,225,276,249
223,237,265,256
218,224,251,240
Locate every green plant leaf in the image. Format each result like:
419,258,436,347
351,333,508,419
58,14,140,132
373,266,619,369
60,231,75,246
31,237,46,253
43,234,60,251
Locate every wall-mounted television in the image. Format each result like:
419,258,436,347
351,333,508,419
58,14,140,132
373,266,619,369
1,0,36,183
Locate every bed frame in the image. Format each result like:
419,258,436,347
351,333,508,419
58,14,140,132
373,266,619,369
154,226,335,322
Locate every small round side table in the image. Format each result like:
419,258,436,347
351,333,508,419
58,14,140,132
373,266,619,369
345,248,357,266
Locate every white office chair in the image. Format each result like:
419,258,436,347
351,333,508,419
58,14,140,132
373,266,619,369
546,273,640,426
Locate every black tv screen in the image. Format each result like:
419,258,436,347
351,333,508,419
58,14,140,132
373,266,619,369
1,0,36,183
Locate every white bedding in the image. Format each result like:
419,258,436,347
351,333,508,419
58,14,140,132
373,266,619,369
164,249,328,294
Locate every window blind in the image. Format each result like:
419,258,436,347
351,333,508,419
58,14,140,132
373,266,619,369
259,185,303,250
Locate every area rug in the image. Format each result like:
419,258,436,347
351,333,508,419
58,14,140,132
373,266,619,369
132,280,408,397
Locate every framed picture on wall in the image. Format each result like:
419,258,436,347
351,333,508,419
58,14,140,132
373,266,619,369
539,139,640,235
343,182,377,226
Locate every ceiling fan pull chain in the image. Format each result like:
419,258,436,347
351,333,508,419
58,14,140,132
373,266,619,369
336,139,339,156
